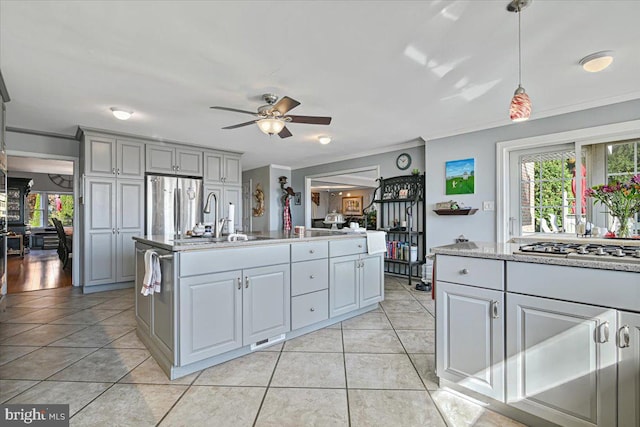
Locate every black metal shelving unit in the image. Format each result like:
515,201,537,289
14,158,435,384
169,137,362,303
370,174,426,287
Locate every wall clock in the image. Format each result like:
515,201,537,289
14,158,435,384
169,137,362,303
48,174,73,189
396,153,412,170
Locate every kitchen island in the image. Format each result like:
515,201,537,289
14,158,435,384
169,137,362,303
133,230,384,380
432,240,640,427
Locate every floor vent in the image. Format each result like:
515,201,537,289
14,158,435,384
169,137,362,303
251,334,286,351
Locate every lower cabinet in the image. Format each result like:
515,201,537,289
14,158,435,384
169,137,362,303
436,281,505,401
618,310,640,427
506,293,617,427
329,253,383,318
179,264,290,365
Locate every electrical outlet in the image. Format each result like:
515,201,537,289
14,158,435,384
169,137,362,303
483,201,495,211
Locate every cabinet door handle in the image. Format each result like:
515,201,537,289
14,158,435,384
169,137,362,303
618,325,630,348
597,321,610,343
237,277,241,290
310,307,315,312
491,301,499,319
460,268,469,275
117,168,120,175
176,165,180,171
112,167,116,175
310,275,315,279
245,276,249,288
112,228,116,234
117,228,120,234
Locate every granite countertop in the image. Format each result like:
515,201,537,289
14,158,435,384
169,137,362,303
133,229,370,252
431,241,640,273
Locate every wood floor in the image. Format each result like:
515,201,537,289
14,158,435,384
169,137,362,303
7,249,72,293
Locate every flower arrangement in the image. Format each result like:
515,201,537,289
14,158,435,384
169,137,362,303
586,174,640,238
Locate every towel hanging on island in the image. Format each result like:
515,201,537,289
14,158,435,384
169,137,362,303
141,249,161,296
366,231,387,255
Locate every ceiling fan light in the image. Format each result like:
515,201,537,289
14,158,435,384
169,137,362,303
580,51,614,72
318,136,331,145
509,86,531,122
257,118,285,135
110,107,133,120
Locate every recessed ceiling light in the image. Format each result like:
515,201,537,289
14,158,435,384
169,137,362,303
579,51,614,73
110,107,133,120
318,136,331,145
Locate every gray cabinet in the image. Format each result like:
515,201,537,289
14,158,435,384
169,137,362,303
618,310,640,427
83,178,143,287
178,263,289,364
203,183,242,233
242,264,290,345
436,281,505,401
329,252,383,318
506,293,617,427
204,151,241,185
83,135,144,178
179,270,242,365
146,145,203,177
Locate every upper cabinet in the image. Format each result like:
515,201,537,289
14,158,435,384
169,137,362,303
83,135,144,179
146,145,203,177
204,151,241,185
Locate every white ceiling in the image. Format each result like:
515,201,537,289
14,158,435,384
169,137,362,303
7,156,74,175
2,1,639,170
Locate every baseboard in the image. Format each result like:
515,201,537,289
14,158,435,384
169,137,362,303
82,281,134,294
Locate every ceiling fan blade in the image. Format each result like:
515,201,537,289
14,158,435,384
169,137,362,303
287,115,332,125
273,96,300,115
278,126,293,138
210,106,257,116
222,120,257,130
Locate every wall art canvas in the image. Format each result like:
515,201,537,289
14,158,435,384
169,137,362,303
445,158,475,195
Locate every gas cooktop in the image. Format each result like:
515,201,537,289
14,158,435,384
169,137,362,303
514,241,640,264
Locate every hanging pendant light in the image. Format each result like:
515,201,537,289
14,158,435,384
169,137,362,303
508,0,532,122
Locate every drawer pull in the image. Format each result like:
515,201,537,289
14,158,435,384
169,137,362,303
310,307,315,312
358,244,362,248
309,249,315,254
618,325,630,348
597,321,610,344
460,268,469,275
310,275,315,279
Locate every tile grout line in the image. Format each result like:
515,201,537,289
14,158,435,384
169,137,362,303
340,319,353,427
251,339,285,427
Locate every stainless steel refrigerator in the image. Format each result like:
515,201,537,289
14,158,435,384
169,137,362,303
146,175,203,239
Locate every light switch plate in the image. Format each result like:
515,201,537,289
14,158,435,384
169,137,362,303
483,201,495,211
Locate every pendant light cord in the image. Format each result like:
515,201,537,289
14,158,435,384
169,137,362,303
518,5,522,86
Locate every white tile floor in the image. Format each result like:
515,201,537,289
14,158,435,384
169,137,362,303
0,276,525,426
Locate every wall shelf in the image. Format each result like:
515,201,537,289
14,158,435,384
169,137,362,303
433,208,478,216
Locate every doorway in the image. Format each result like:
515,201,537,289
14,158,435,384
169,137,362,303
6,155,76,293
304,166,380,229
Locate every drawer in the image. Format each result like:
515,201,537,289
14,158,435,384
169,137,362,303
179,244,290,277
329,238,366,257
291,259,328,296
436,255,504,291
507,261,640,311
291,289,329,330
291,241,328,262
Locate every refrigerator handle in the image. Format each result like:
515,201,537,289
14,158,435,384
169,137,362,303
174,188,181,239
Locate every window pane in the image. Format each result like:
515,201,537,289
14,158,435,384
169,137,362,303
50,193,74,226
607,142,635,174
27,193,43,227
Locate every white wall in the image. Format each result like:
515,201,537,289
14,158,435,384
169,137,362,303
425,98,640,251
242,166,270,233
6,131,79,157
270,166,292,231
292,145,425,226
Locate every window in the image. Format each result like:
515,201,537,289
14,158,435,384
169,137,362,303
27,192,74,228
518,149,581,234
605,139,639,234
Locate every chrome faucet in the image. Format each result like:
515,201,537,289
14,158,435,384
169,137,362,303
204,192,228,238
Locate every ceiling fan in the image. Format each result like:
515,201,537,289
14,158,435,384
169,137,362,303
210,93,332,138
